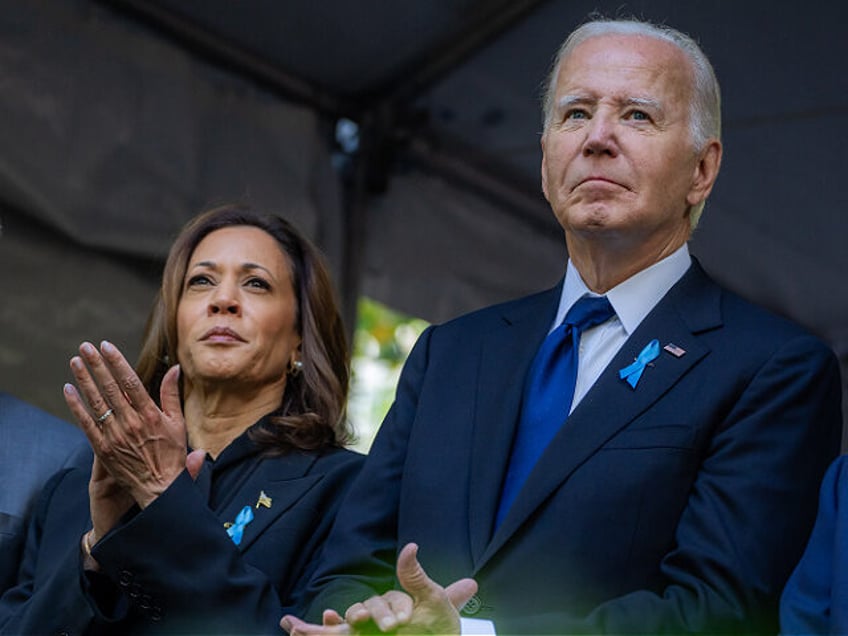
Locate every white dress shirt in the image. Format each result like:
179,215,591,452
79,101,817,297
555,244,692,413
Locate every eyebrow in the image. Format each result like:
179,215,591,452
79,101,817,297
191,260,274,277
555,95,592,110
623,97,663,111
555,95,663,111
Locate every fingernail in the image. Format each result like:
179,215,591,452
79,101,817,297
379,618,395,631
80,342,96,356
101,340,115,354
63,383,75,396
70,357,84,371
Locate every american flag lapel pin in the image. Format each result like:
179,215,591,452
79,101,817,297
663,343,686,358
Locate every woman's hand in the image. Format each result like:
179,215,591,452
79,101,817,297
87,454,134,542
64,340,187,509
78,454,133,570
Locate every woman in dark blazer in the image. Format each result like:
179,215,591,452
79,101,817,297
0,204,362,635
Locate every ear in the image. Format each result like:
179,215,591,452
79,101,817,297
540,134,551,202
686,139,722,207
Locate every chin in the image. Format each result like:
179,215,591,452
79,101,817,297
563,210,622,233
191,360,243,382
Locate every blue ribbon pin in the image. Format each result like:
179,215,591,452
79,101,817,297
226,505,254,546
619,339,660,389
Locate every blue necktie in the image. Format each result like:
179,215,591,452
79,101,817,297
496,295,615,528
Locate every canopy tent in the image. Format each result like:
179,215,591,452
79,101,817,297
1,0,845,434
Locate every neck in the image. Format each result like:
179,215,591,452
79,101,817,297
182,380,285,459
566,231,688,293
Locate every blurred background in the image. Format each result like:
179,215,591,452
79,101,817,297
1,0,846,449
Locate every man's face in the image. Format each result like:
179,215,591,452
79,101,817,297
541,33,717,256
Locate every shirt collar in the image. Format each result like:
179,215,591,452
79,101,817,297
556,244,691,335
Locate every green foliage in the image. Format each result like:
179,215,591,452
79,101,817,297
353,297,429,364
349,297,429,451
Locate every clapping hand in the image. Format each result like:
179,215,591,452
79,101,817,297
281,543,477,635
64,340,192,546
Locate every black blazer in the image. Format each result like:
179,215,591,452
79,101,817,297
0,443,362,635
306,261,842,634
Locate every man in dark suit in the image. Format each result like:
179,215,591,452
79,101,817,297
0,392,86,593
283,18,843,635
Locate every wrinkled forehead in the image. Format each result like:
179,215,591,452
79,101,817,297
563,34,691,80
556,34,694,107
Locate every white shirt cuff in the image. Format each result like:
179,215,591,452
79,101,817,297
460,617,497,634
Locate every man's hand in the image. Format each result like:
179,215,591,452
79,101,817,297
280,613,350,636
280,543,477,635
345,542,477,634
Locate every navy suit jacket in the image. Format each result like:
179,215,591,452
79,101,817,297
0,392,87,594
0,444,362,635
306,260,843,634
780,454,848,634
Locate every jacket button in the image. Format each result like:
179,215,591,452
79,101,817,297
460,594,482,616
118,570,133,587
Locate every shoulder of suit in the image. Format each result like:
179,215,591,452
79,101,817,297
279,446,365,473
431,285,560,333
683,262,827,347
0,392,81,433
717,284,826,344
320,446,365,465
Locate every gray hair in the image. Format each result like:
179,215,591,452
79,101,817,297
541,19,721,227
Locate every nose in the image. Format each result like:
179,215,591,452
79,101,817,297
208,283,241,316
582,112,618,158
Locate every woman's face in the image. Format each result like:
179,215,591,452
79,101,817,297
176,226,300,392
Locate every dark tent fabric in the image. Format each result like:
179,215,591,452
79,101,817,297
1,0,845,437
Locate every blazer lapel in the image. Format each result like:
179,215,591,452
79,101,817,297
217,451,320,552
467,285,562,565
482,261,723,562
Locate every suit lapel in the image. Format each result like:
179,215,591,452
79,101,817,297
467,285,561,564
217,451,320,552
481,261,723,563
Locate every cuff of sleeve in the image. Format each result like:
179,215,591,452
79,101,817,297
460,617,497,635
82,567,129,622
